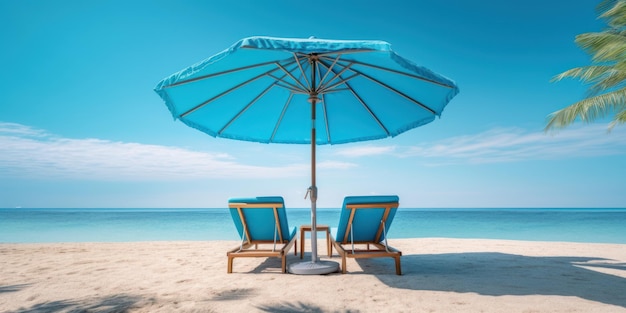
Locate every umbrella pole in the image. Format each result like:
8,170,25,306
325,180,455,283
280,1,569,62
310,99,318,264
288,57,338,275
309,56,320,264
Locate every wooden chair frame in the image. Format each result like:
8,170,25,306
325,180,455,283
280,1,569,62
227,202,297,273
330,201,402,275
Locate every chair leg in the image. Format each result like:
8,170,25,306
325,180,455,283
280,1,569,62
326,229,331,257
329,240,333,258
395,256,402,275
341,256,347,274
300,229,305,259
227,256,233,274
281,255,287,273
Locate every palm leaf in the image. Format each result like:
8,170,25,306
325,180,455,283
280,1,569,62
590,68,626,94
545,88,626,130
552,65,613,83
575,32,626,63
552,65,626,95
597,0,618,13
548,0,626,130
601,0,626,27
609,108,626,130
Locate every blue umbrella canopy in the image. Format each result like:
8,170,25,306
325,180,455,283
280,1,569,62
154,36,459,274
154,36,459,145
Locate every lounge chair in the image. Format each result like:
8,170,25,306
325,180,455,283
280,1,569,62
331,195,402,275
227,196,297,273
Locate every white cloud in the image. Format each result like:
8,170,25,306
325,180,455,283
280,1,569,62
3,122,624,182
0,122,313,181
327,124,626,165
334,145,396,157
404,125,626,164
317,160,358,170
0,122,48,137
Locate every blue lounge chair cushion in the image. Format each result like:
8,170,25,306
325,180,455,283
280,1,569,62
228,196,296,241
334,195,399,243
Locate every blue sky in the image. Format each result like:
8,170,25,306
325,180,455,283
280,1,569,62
1,0,625,208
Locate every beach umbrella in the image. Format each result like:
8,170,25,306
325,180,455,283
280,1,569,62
154,36,459,274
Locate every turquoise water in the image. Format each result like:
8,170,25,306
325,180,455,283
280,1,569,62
1,208,625,244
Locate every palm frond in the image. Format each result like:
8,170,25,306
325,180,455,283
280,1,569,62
545,88,626,131
553,63,626,96
552,65,614,83
549,0,626,131
575,32,626,62
588,68,626,95
597,0,619,14
608,108,626,130
601,0,626,27
552,65,626,95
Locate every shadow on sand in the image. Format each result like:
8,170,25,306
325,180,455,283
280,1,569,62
361,252,626,308
0,284,31,294
256,301,358,313
211,288,257,301
7,294,148,313
231,254,303,274
234,256,361,312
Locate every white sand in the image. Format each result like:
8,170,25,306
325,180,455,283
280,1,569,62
1,238,625,312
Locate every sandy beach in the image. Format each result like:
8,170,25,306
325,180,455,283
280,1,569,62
1,238,625,312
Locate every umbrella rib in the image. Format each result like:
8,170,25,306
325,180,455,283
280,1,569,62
268,73,308,94
316,57,389,138
318,57,437,114
320,93,331,143
318,73,359,94
180,68,280,118
276,61,310,92
270,93,294,142
316,55,342,92
344,80,391,136
348,59,455,89
274,82,307,94
293,53,311,91
315,61,323,94
164,60,286,88
351,68,437,115
316,62,356,93
218,81,280,137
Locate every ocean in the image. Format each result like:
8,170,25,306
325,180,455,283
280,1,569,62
1,208,625,244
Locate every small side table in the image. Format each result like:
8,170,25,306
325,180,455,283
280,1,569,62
299,224,332,259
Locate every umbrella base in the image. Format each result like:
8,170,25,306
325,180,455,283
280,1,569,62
288,260,339,275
